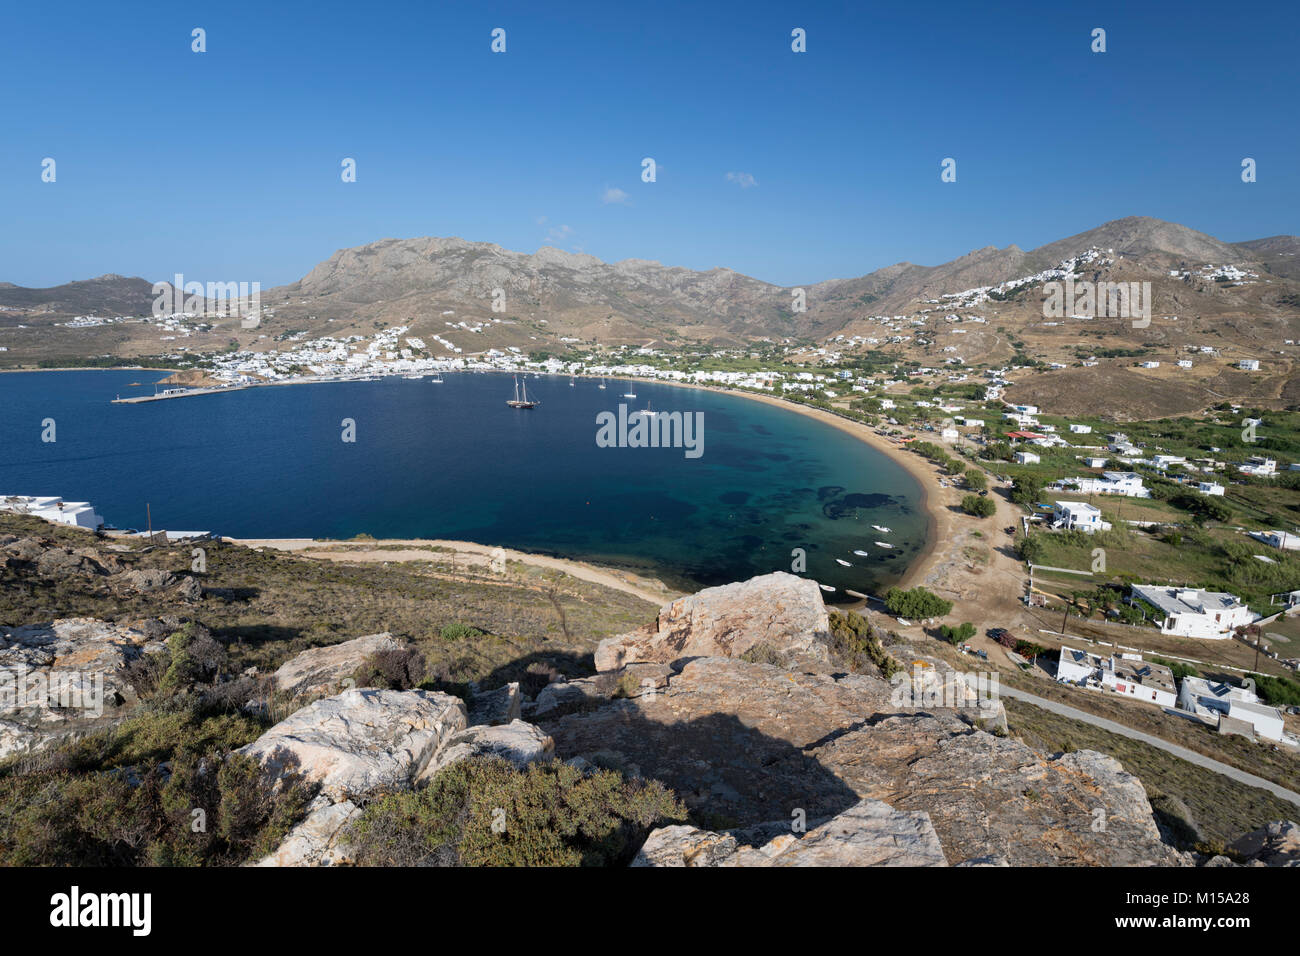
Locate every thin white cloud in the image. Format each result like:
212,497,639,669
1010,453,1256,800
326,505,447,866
601,186,629,205
545,223,573,244
725,171,758,189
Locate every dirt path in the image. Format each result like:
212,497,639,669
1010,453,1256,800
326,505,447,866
223,537,677,607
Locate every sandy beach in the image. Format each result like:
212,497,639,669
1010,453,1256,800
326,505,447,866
222,536,680,607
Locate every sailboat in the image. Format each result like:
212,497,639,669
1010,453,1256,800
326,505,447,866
570,374,576,387
597,377,606,390
429,374,444,383
622,380,637,399
506,376,539,409
639,400,658,418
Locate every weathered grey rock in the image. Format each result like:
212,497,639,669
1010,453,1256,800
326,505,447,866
118,568,177,593
176,576,203,602
633,799,947,867
467,682,521,725
419,719,554,781
36,548,106,577
250,797,360,867
238,687,467,801
1228,820,1300,867
544,656,1185,866
594,572,830,672
271,633,403,698
0,618,165,758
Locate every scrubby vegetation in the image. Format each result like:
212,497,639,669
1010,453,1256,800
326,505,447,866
883,586,953,620
827,609,901,678
0,711,311,866
347,756,686,866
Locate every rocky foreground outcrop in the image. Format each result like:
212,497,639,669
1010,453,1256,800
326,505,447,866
271,632,403,698
0,618,166,758
540,655,1183,866
594,571,830,672
241,686,555,865
634,799,948,867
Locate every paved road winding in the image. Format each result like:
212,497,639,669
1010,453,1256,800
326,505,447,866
999,685,1300,808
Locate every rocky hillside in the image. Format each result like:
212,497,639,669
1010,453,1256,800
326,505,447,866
2,530,1294,866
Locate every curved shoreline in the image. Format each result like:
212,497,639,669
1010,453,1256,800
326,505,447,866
627,377,944,592
13,365,948,598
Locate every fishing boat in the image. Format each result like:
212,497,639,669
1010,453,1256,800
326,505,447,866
875,541,895,549
835,558,852,567
852,550,871,557
819,584,836,593
506,376,539,409
872,525,892,534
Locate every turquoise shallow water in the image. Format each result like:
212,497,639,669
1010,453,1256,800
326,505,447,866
0,369,926,599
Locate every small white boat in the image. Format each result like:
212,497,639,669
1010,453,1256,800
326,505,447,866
852,550,871,557
896,618,912,626
872,525,892,534
598,378,607,390
835,558,852,567
404,373,423,380
875,541,895,549
429,375,444,383
640,400,658,417
622,391,637,399
819,584,836,593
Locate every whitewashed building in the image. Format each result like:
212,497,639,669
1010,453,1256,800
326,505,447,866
1178,676,1284,742
1130,585,1259,639
1197,482,1225,496
1014,451,1040,465
0,495,105,530
1051,501,1111,533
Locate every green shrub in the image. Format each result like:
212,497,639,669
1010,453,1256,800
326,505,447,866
961,494,996,518
827,609,900,678
347,756,687,866
440,622,485,642
883,586,953,620
939,622,976,645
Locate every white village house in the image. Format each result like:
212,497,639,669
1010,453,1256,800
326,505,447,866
1129,584,1259,639
1178,676,1284,742
0,495,104,530
1052,471,1149,497
1055,647,1177,708
1051,500,1111,534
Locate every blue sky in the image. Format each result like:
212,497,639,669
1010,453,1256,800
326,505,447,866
2,0,1296,288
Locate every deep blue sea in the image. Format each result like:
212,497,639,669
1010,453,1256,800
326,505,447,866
0,370,926,598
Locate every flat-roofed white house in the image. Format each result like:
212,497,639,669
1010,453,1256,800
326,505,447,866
1197,481,1225,496
1014,451,1040,464
1238,456,1277,476
1249,529,1300,551
1052,471,1149,497
1056,647,1176,707
1151,455,1186,470
1238,359,1260,371
0,495,104,530
1051,500,1111,533
1178,676,1284,742
1129,584,1259,639
1082,457,1108,468
1068,423,1092,434
940,426,960,442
